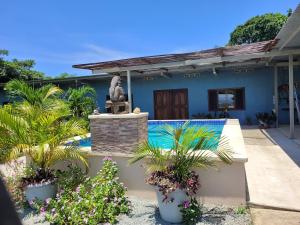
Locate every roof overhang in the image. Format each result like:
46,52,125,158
274,4,300,50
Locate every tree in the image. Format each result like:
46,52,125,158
53,73,75,79
66,86,97,119
0,50,44,83
0,80,88,171
228,12,289,45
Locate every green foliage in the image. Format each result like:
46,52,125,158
65,86,96,119
45,158,131,224
179,198,202,225
48,72,75,79
55,164,87,191
235,205,247,215
0,80,88,173
228,13,288,45
129,122,232,183
0,50,44,83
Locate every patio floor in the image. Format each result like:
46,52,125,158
242,126,300,211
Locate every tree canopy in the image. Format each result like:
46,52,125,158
0,50,45,83
228,12,290,45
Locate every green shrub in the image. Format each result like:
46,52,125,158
55,164,87,191
45,158,131,224
179,197,202,225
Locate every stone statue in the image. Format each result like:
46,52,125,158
109,76,125,102
106,75,129,114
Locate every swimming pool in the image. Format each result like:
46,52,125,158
78,119,226,149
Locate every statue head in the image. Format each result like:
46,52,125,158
110,75,121,89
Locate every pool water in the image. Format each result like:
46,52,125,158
78,119,226,149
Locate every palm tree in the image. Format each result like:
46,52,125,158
129,122,232,182
0,80,88,172
66,86,96,118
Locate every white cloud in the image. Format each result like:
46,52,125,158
30,44,134,65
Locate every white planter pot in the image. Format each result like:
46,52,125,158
25,182,57,203
156,188,188,223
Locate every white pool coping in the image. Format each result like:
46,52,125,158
79,119,247,163
89,112,149,119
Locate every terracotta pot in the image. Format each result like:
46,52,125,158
25,181,57,203
156,188,188,223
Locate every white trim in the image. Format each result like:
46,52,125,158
127,70,132,113
88,112,148,119
274,66,279,128
289,55,295,138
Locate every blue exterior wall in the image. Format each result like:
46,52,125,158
0,66,299,125
131,67,274,123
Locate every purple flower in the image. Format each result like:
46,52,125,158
76,186,81,193
40,207,46,213
103,156,112,161
183,200,190,209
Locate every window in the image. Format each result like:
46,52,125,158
208,88,245,111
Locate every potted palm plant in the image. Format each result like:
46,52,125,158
129,122,232,223
0,80,88,203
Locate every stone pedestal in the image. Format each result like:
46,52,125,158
88,113,148,154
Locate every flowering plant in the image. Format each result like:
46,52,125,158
179,198,202,225
129,122,232,200
146,166,200,201
44,157,131,224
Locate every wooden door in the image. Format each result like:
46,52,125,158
154,89,188,120
172,89,189,119
154,90,171,120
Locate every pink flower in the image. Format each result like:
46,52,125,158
76,186,81,193
103,156,112,161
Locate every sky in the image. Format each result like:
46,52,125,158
1,0,299,77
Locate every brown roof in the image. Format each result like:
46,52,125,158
73,40,277,70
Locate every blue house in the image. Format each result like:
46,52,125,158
1,5,300,138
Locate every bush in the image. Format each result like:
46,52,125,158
45,158,131,224
179,198,202,225
55,164,87,191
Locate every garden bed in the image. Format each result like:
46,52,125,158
20,197,251,225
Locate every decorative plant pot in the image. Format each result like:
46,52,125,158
156,188,188,223
25,181,57,203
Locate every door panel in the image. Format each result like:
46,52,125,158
154,89,188,120
154,90,171,120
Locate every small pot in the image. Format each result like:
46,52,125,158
156,188,188,223
25,181,57,203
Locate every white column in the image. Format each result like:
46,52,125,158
289,55,294,138
127,70,132,113
274,66,279,128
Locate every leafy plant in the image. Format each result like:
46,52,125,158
0,80,88,184
65,86,96,119
235,205,247,215
256,112,276,126
129,122,232,200
179,198,202,225
45,157,131,225
55,164,87,191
